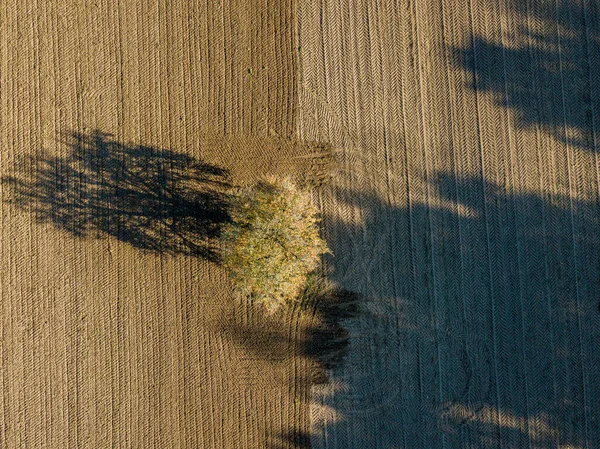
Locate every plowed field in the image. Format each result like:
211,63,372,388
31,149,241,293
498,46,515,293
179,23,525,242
2,1,599,448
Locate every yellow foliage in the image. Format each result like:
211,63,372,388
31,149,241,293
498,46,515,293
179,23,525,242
221,177,330,313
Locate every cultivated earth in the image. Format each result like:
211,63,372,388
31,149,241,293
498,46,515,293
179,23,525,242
1,1,599,448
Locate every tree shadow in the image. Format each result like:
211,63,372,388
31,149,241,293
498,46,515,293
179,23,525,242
2,130,231,261
222,286,360,449
220,284,361,386
306,169,600,448
217,272,361,449
452,0,600,151
268,429,312,449
304,287,361,385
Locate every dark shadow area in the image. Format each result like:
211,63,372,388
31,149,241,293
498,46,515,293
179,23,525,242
220,284,361,449
303,287,361,384
268,429,311,449
2,130,231,261
221,284,360,385
306,167,600,448
453,0,600,151
224,286,360,449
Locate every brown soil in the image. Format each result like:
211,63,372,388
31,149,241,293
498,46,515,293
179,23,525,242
0,1,319,448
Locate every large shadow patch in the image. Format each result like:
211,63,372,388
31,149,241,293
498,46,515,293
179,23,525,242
2,130,231,261
453,0,600,151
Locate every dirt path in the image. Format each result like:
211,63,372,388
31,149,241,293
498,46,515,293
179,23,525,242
298,0,600,448
0,1,315,448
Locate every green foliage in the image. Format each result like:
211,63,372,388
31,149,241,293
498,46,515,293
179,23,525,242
221,177,330,313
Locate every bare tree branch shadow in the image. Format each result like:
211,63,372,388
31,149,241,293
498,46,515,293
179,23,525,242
2,129,231,261
452,0,600,151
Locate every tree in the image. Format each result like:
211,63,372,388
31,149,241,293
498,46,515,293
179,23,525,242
221,177,330,313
